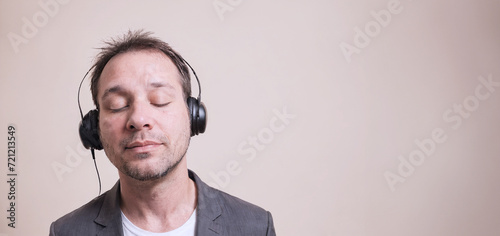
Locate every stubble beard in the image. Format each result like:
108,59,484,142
122,150,186,181
103,130,191,182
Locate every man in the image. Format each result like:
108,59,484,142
50,30,276,235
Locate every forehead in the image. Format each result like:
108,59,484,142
98,50,182,97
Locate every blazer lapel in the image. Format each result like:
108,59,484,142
94,181,124,236
190,170,223,236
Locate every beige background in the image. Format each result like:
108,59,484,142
1,0,500,235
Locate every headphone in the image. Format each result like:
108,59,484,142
78,57,207,151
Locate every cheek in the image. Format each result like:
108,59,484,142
163,105,191,133
99,116,121,142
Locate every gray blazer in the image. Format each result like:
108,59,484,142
50,170,276,235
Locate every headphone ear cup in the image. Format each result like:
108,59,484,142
79,109,103,150
197,100,207,134
188,97,207,136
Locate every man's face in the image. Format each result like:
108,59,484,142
97,50,191,181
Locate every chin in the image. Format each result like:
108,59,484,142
122,166,167,181
121,157,183,181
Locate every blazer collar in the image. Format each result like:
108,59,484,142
94,181,124,236
91,170,223,236
189,170,223,235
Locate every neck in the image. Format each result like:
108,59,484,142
119,160,197,233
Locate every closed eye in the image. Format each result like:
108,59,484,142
110,105,129,113
153,102,170,107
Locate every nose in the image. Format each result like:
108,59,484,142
126,102,154,131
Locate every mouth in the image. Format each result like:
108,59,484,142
125,140,163,151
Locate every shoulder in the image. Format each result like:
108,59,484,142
215,187,270,218
190,170,276,235
49,193,106,235
49,181,121,236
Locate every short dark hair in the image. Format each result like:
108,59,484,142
90,30,191,109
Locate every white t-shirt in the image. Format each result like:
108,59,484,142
121,209,197,236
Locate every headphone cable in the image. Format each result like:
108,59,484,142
91,149,102,195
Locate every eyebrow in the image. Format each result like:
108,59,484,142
101,85,125,101
150,82,175,90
